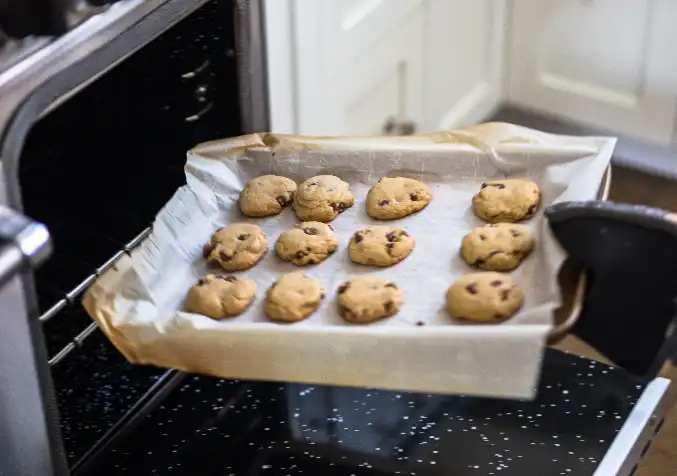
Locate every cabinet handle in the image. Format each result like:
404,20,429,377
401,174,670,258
382,116,417,136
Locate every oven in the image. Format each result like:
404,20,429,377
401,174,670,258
0,1,267,475
3,2,677,475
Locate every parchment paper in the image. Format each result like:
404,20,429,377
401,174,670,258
83,123,616,399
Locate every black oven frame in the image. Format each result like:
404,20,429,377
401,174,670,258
0,1,268,475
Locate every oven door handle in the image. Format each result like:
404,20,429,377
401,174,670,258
0,205,51,288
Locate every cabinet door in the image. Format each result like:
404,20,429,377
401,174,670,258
292,0,426,136
423,0,507,131
508,0,677,145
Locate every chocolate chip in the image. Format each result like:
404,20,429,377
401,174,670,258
494,313,504,320
303,227,318,235
527,204,537,215
501,289,510,301
410,193,419,201
479,234,487,241
295,251,308,259
385,282,397,288
510,229,521,237
400,230,409,237
489,250,501,257
481,183,488,189
491,183,506,189
473,259,485,267
466,283,478,294
379,200,390,206
338,304,351,318
511,251,522,257
338,283,349,294
307,259,316,264
386,231,397,242
219,251,232,261
197,278,208,286
221,276,237,282
416,321,425,326
384,300,394,313
202,243,215,258
276,194,291,207
490,280,502,287
309,182,318,186
386,242,395,255
331,202,349,213
306,246,312,252
353,233,363,243
237,234,250,241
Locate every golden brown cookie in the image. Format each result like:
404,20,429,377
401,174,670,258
446,272,524,322
239,175,297,217
292,175,355,222
203,223,268,271
336,276,402,323
265,272,325,322
185,274,256,319
460,223,535,271
348,226,414,267
275,222,338,266
366,177,432,220
472,179,541,223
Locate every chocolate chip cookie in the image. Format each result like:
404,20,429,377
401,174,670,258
185,274,257,319
265,272,325,322
446,272,524,322
366,177,432,220
292,175,355,222
348,226,414,267
336,276,402,324
472,179,541,223
460,223,535,271
203,223,268,271
239,175,297,217
275,222,338,266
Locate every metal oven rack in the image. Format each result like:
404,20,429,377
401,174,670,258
0,1,269,474
37,225,188,474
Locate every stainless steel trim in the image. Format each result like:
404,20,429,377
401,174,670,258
593,377,671,476
0,275,68,476
235,0,270,132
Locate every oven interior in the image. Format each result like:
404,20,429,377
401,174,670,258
16,0,245,467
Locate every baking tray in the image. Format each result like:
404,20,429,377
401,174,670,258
83,122,615,399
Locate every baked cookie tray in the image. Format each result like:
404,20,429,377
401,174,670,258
83,122,614,400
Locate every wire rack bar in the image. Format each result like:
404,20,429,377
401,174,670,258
42,227,152,364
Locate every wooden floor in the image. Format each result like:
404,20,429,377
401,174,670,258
608,166,677,212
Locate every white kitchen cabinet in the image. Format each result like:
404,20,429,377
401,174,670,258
266,0,506,136
422,0,507,132
507,0,677,145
